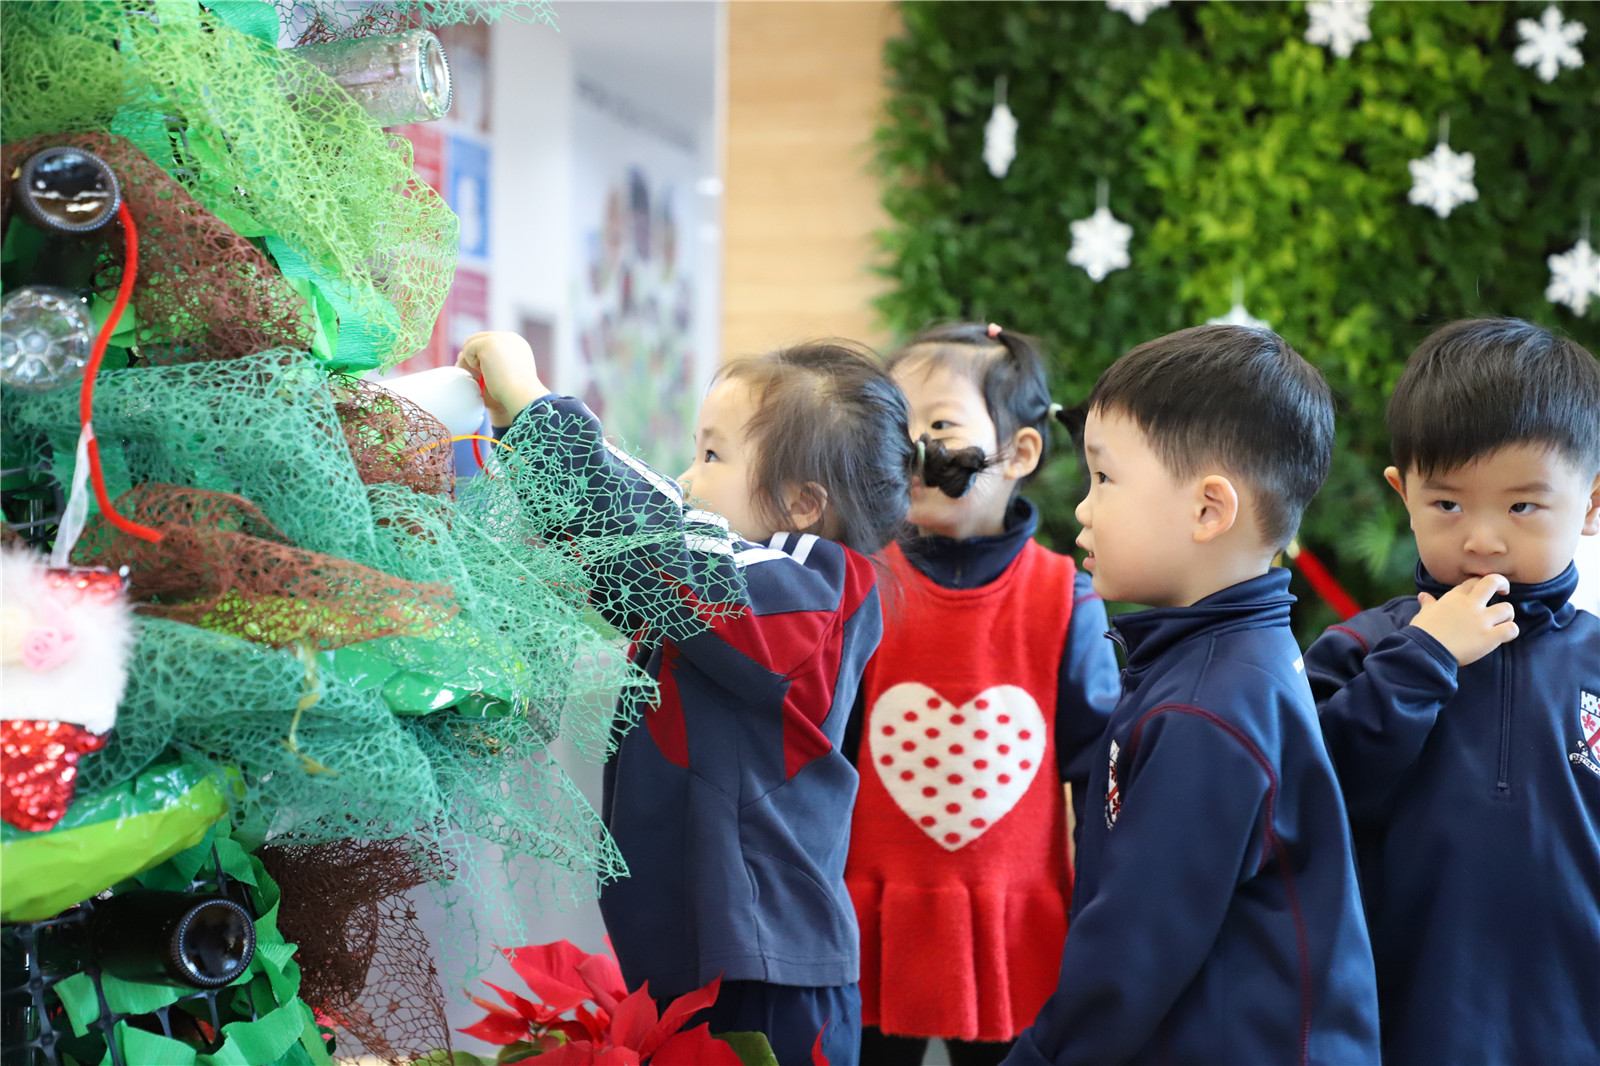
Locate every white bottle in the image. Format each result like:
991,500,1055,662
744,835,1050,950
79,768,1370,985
381,365,486,438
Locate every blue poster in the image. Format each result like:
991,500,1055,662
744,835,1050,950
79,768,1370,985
448,133,490,261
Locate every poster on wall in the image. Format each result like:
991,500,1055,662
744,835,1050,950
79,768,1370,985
569,77,706,475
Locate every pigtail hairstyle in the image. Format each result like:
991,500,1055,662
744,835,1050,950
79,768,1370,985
913,433,990,498
889,322,1059,499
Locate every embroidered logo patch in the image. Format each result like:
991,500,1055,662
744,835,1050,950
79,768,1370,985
1574,690,1600,780
868,682,1047,851
1105,739,1122,828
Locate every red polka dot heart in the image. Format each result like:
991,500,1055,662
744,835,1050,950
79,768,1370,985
868,682,1046,851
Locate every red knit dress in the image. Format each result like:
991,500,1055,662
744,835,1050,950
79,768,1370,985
845,539,1078,1042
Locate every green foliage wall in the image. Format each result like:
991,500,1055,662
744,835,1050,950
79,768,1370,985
875,0,1600,627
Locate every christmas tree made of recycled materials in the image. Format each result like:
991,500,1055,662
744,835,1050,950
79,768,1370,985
0,4,744,1064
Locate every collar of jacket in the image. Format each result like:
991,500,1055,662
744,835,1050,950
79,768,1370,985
1414,561,1580,639
1109,568,1296,678
898,496,1038,590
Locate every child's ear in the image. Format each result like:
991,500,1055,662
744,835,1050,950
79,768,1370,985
1383,466,1408,502
1583,470,1600,536
784,481,829,533
1192,474,1239,544
1003,427,1043,481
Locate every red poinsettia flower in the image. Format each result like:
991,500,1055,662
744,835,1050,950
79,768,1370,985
460,939,760,1064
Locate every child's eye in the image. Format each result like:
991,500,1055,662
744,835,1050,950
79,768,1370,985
704,449,719,463
1433,500,1461,513
930,420,954,431
1095,471,1109,484
1509,501,1538,515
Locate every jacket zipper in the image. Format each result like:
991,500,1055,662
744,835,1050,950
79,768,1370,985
1496,641,1514,795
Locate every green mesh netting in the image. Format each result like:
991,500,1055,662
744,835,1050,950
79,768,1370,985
0,0,456,372
3,348,745,854
275,0,557,45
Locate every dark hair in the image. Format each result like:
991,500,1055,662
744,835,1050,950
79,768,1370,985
720,340,973,555
1087,324,1334,549
888,322,1071,498
1388,318,1600,479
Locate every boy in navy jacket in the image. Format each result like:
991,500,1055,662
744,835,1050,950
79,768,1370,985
1307,319,1600,1065
1005,326,1379,1066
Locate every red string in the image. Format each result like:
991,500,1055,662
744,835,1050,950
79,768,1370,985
471,377,488,472
79,202,163,543
1289,542,1360,620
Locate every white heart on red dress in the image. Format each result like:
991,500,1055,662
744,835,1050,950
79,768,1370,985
867,682,1047,851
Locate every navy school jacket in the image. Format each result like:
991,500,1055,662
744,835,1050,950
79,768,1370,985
1308,562,1600,1066
1005,569,1380,1066
501,397,880,1000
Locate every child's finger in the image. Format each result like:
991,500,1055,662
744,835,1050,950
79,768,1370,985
1469,573,1510,605
1417,592,1437,607
1488,602,1516,628
1492,619,1519,644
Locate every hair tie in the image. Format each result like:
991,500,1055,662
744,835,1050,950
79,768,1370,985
915,437,927,472
986,322,1003,339
1048,402,1063,417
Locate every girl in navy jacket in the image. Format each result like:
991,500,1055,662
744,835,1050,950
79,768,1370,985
461,332,971,1066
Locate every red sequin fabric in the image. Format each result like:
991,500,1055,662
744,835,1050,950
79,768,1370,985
0,720,107,832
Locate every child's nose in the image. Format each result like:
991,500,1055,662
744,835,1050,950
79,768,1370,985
1074,495,1092,527
1463,522,1507,555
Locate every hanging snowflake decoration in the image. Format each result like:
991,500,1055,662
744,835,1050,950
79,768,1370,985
1305,1,1372,59
1407,142,1478,218
1206,303,1272,331
1514,5,1586,83
1067,206,1133,282
1106,0,1170,24
984,80,1018,178
1546,238,1600,316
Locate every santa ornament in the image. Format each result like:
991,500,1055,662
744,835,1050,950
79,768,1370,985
1,545,134,832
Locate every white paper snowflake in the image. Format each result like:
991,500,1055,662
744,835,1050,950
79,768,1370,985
1206,303,1273,331
984,100,1018,178
1106,0,1170,25
1407,142,1478,218
1547,238,1600,315
1515,5,1586,83
1305,1,1372,59
1067,206,1133,282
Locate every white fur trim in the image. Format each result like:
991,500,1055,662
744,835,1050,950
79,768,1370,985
1,545,134,734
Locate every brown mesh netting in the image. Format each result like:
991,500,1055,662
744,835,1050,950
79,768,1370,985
258,838,453,1065
71,484,458,649
333,378,455,498
1,132,315,365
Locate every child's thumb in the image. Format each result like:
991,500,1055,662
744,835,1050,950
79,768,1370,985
1416,592,1436,607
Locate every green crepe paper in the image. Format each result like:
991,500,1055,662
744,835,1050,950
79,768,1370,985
52,820,331,1066
0,759,228,922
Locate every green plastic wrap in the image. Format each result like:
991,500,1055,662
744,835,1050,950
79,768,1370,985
0,759,228,923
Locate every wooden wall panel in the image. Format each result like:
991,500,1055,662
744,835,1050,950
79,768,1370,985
722,0,898,359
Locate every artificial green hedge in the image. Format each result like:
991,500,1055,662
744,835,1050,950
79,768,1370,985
875,0,1600,628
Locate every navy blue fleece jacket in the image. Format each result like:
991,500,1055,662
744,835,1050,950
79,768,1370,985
1005,570,1380,1066
1308,562,1600,1066
500,396,880,1001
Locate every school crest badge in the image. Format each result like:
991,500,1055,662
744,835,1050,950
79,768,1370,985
1573,690,1600,780
1105,739,1122,828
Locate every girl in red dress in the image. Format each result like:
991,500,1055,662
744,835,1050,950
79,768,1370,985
844,324,1120,1066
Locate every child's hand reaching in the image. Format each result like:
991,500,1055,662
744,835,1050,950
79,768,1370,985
1409,573,1519,666
456,331,548,428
